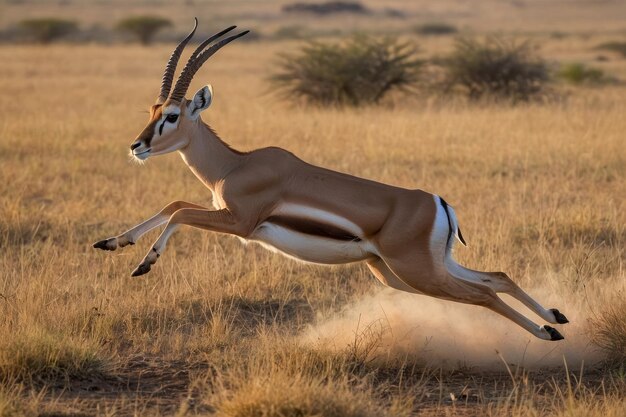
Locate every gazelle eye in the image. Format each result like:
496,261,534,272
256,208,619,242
165,114,179,123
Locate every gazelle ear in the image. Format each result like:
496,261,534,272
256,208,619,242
188,84,213,119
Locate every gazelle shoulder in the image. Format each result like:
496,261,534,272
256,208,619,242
222,149,291,193
241,146,303,170
249,146,300,160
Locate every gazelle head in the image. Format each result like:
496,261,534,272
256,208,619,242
130,19,248,161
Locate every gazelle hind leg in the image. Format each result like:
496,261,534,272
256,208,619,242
483,271,568,324
482,290,564,341
379,255,563,341
446,262,569,325
427,195,565,338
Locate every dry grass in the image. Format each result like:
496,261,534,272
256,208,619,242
485,381,626,417
591,298,626,368
214,374,411,417
0,12,625,416
0,385,42,417
0,328,109,386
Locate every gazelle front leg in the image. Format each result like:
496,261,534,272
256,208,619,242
131,208,245,277
93,201,208,251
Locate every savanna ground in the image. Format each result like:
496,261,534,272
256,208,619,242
1,1,625,416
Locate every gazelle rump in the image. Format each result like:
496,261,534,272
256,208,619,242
94,20,569,341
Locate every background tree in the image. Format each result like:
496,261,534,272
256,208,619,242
116,16,172,45
19,18,78,44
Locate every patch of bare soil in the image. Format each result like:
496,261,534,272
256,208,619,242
37,356,210,416
34,356,614,416
413,367,612,415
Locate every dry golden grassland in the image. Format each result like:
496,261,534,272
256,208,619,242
0,33,625,417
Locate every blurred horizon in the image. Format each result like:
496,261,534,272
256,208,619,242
2,0,626,44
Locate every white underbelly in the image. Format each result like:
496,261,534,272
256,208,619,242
249,222,376,265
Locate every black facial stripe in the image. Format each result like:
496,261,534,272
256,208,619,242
159,120,165,136
140,118,160,147
266,215,361,242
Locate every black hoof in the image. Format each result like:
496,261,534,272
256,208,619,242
93,239,114,251
550,309,569,324
544,325,565,341
131,263,151,277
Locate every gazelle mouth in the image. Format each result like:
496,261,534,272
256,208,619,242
132,148,151,160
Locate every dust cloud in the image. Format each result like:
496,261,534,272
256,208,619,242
301,286,601,370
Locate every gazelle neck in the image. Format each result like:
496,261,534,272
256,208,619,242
178,121,244,190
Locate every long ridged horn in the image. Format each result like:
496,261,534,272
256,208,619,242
168,29,249,103
157,18,198,104
186,25,237,68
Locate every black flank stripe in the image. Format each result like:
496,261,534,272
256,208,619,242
267,215,361,242
439,197,453,247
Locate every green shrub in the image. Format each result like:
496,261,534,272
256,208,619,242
437,37,549,101
116,16,172,45
595,41,626,58
414,22,458,36
18,18,77,44
271,35,423,106
557,62,607,85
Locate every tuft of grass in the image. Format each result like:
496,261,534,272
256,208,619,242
557,63,610,85
591,297,626,368
215,372,411,417
203,333,425,417
489,372,626,417
0,385,40,417
271,35,422,106
436,37,550,101
413,22,458,36
492,387,626,417
0,329,111,385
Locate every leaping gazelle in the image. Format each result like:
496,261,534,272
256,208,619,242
94,19,569,341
